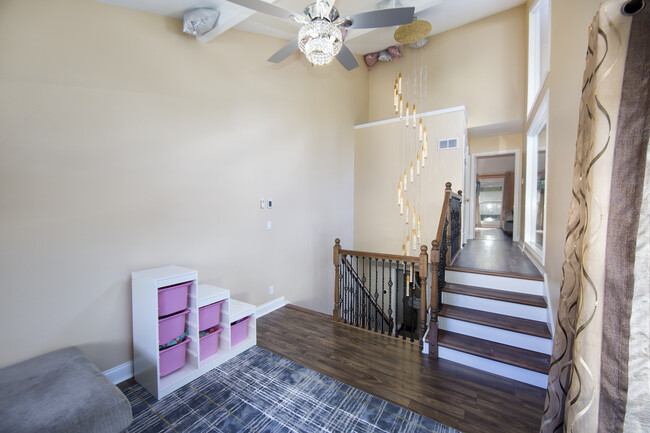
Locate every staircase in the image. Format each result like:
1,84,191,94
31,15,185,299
436,268,552,388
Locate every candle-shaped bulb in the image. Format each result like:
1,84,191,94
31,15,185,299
410,162,414,182
404,170,407,191
405,103,409,126
399,96,404,117
398,73,402,94
413,104,417,128
402,243,406,255
413,229,417,250
423,127,428,158
416,154,420,175
419,119,423,141
421,147,425,167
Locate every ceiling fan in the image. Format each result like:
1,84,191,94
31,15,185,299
224,0,415,70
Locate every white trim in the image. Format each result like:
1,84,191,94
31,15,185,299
256,296,287,318
439,317,552,354
446,270,544,295
438,347,549,388
354,106,467,130
103,360,134,385
469,149,521,241
524,91,549,265
441,292,547,322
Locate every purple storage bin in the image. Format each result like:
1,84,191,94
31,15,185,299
158,281,192,316
159,337,191,377
231,316,251,347
158,308,190,346
199,326,223,361
199,301,224,331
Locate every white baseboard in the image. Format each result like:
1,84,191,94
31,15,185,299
103,360,133,385
256,296,287,318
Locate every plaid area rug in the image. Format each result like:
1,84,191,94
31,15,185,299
122,346,461,433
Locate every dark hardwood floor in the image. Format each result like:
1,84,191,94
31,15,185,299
257,305,546,433
451,229,542,278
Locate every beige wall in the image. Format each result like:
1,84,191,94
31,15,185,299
525,0,603,321
368,6,526,128
353,110,465,254
470,133,523,155
0,0,368,370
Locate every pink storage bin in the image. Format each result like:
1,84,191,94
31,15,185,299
158,308,190,346
158,281,192,316
231,316,251,347
199,301,224,331
199,326,223,361
159,337,191,377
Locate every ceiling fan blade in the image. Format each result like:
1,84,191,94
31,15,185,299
336,44,360,71
225,0,298,21
345,7,414,29
267,38,299,63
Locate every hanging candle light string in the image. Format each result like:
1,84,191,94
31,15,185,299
393,42,429,255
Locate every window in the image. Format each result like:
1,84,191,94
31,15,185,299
527,0,550,113
438,137,458,150
525,92,549,262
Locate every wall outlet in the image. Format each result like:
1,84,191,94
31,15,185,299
260,199,266,209
269,285,274,295
267,199,273,209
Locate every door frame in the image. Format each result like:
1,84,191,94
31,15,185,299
469,149,521,241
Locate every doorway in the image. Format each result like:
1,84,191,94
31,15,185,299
469,151,520,241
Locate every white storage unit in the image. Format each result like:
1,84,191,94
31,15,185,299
132,265,257,399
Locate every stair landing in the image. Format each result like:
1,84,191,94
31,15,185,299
452,229,542,279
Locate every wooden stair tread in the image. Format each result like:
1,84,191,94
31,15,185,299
439,305,552,339
438,330,551,374
447,266,544,281
443,283,547,308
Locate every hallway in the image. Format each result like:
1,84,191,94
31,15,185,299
451,229,542,278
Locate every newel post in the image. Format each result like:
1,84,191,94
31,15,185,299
333,238,341,322
418,245,428,350
429,240,440,358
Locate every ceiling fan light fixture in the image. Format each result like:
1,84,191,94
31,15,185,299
298,19,343,66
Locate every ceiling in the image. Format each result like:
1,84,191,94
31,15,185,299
92,0,525,54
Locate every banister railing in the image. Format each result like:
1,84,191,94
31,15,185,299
333,239,428,348
429,182,462,358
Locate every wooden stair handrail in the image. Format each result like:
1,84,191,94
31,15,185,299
339,249,421,264
333,239,428,349
429,181,462,358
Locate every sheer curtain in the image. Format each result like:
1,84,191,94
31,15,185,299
541,1,649,432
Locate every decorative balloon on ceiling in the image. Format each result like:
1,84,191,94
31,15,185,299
363,19,431,69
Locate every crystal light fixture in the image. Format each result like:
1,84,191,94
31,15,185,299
298,19,343,66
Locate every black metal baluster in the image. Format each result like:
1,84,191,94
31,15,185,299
342,256,347,324
381,260,385,334
374,258,379,332
394,262,399,339
410,271,416,342
402,261,407,340
387,260,393,336
355,256,360,327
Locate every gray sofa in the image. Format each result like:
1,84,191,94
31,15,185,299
0,347,132,433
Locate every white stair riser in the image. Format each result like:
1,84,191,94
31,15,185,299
439,317,553,354
446,271,544,296
442,292,547,322
439,347,548,388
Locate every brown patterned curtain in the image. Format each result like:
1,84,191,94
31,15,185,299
541,1,649,432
